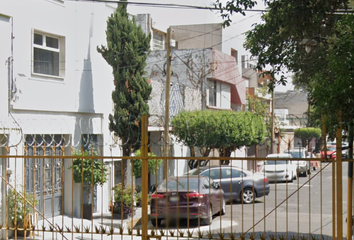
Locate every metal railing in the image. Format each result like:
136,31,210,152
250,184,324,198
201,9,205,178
0,115,351,240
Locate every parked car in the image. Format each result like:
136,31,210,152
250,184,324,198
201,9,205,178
184,166,270,204
283,148,311,177
320,145,337,160
263,153,297,182
342,143,349,159
325,142,349,159
150,176,225,227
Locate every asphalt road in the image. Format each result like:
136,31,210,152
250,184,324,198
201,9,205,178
145,162,351,239
214,161,350,239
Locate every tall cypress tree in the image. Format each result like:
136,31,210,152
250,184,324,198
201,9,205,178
97,0,151,184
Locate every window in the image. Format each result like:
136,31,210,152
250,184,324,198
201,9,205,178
207,79,231,109
153,32,164,50
208,80,217,106
33,31,64,77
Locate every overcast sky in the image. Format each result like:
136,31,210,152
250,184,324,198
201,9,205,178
128,0,294,92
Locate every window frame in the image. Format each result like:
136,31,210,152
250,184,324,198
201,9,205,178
32,29,65,79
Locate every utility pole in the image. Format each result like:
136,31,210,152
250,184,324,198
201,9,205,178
163,28,172,179
270,85,275,154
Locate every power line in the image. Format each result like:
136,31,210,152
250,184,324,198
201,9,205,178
67,0,269,12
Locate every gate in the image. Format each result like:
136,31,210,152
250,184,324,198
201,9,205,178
0,115,352,240
25,135,63,218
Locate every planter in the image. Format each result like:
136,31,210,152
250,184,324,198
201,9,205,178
16,229,31,237
83,203,93,220
14,222,31,237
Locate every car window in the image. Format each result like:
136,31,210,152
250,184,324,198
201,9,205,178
184,168,200,175
287,151,303,158
221,168,243,178
266,160,289,165
157,178,200,191
201,169,220,180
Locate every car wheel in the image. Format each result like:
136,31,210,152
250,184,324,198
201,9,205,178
242,188,255,204
202,205,213,225
221,199,226,215
151,219,162,227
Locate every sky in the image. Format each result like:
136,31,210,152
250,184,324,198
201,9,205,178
127,0,294,92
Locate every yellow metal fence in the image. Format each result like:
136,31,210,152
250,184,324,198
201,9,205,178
0,116,351,240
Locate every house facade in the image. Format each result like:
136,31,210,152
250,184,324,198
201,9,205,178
0,0,121,228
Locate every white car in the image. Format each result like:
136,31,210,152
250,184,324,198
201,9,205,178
283,148,311,177
262,154,297,182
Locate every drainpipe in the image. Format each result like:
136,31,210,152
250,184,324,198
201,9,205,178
7,16,14,115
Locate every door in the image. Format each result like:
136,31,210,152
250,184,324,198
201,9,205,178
219,168,243,202
25,135,63,218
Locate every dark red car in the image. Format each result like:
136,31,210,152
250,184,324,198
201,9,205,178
150,176,225,227
320,145,337,159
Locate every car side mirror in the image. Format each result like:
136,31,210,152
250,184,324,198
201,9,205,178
214,183,221,189
149,184,156,193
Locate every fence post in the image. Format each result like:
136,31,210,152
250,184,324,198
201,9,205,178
141,115,149,240
336,111,343,240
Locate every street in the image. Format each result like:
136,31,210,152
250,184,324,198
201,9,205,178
147,162,350,239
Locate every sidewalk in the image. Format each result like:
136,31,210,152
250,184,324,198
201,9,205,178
10,208,143,240
9,208,237,239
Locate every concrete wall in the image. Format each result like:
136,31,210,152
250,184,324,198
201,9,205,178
171,23,222,51
275,90,308,127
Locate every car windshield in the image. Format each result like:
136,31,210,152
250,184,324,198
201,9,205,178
157,178,200,191
284,151,303,158
323,146,336,151
184,168,201,175
266,160,289,165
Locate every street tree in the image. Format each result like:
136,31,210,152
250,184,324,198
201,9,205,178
171,110,265,169
97,0,151,185
294,127,322,151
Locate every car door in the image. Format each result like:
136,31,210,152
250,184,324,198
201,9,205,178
219,168,243,201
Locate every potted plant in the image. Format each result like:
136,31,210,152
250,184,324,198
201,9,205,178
110,183,136,219
7,187,38,237
69,150,109,220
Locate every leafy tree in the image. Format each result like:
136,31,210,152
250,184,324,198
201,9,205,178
171,110,265,169
228,0,352,143
294,127,322,150
69,150,109,203
97,0,151,185
132,150,162,178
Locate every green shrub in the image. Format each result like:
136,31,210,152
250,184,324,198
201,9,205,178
8,187,38,226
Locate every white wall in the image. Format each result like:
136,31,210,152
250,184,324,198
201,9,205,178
0,14,11,117
0,0,119,219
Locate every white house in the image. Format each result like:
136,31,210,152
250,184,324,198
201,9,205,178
0,0,121,229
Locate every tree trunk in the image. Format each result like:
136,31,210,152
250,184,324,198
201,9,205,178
122,146,132,187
